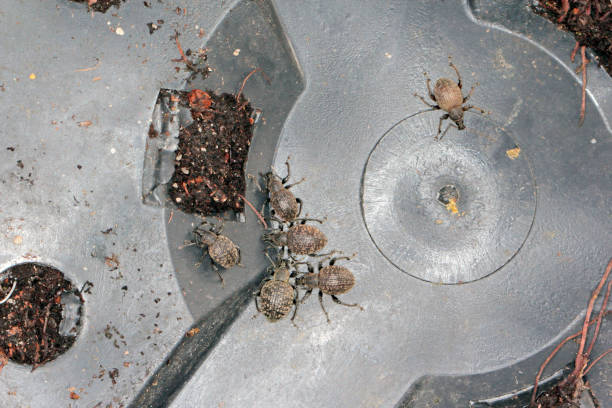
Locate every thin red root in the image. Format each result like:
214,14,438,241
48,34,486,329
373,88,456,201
530,321,597,406
175,34,188,64
174,33,195,70
584,347,612,375
572,258,612,381
182,182,190,196
570,41,580,62
237,193,268,229
558,0,570,22
578,46,588,126
585,278,612,357
236,68,262,102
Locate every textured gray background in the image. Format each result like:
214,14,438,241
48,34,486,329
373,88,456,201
0,0,610,407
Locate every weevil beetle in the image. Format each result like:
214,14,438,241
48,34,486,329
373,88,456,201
414,57,488,140
294,254,363,323
263,220,328,256
254,254,299,322
262,156,305,223
193,219,241,284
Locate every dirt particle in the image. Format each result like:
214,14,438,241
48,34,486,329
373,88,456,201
109,368,119,385
186,328,200,337
104,254,120,270
506,146,521,160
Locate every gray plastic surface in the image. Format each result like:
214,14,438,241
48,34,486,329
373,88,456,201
0,0,610,407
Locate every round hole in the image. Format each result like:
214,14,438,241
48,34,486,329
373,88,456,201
437,184,459,206
0,263,83,367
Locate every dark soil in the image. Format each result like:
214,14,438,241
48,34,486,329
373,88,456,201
169,90,254,216
534,379,587,407
0,263,82,368
533,0,612,75
71,0,124,13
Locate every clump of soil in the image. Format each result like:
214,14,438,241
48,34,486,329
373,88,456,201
71,0,124,13
0,264,82,368
533,0,612,75
534,379,589,407
169,90,254,216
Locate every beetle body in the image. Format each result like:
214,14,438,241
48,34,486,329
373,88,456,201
270,188,300,222
414,58,488,140
318,266,356,295
256,258,298,322
294,256,362,323
264,224,327,255
193,222,241,284
296,266,355,296
259,280,295,321
208,235,240,268
263,158,304,222
287,224,327,254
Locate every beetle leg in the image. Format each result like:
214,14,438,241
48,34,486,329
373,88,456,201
328,253,357,265
423,71,436,101
211,217,224,234
463,105,488,115
264,251,277,267
285,177,305,190
331,295,364,311
309,250,339,259
282,156,292,184
300,288,313,304
295,198,303,219
414,93,438,109
318,291,331,323
290,286,300,327
435,114,450,141
210,259,225,286
463,83,478,103
260,198,269,221
439,123,457,141
449,60,462,89
236,246,243,267
296,217,325,224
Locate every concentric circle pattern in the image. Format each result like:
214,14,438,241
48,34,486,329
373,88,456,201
362,113,536,283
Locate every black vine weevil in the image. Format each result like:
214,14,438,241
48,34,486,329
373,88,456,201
262,156,305,223
263,219,328,256
193,219,241,284
295,254,363,323
414,57,488,140
254,254,299,323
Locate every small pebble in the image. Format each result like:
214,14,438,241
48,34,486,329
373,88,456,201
233,49,240,56
590,138,597,144
116,27,125,36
